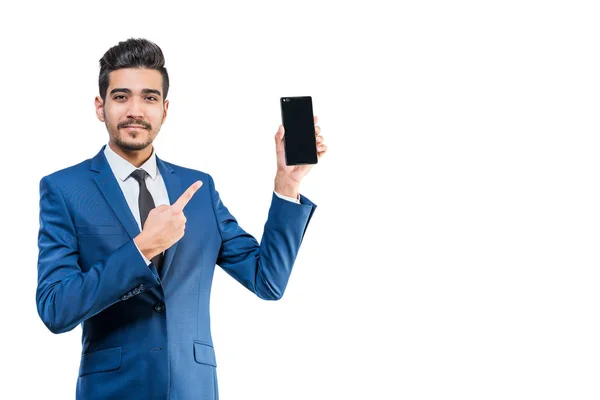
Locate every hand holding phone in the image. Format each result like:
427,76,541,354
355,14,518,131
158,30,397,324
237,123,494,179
280,96,318,166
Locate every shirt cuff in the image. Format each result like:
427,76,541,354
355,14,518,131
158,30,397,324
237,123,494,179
274,190,300,204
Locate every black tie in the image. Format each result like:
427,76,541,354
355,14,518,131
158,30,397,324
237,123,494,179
129,169,164,272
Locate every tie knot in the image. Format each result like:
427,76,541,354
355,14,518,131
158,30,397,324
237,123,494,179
129,169,149,182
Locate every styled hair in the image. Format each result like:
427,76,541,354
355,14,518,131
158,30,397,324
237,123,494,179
98,38,169,101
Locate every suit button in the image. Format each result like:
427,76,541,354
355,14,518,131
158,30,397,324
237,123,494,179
154,303,165,313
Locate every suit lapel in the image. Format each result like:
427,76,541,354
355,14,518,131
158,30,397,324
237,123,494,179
91,146,141,241
156,156,182,282
90,145,183,283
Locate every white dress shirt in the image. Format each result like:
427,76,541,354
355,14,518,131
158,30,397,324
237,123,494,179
103,143,300,266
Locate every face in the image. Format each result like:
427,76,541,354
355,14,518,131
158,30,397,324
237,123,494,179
95,68,169,152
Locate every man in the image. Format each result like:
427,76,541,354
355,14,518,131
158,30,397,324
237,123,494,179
36,38,327,400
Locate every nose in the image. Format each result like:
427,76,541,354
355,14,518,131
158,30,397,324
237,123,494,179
126,97,144,120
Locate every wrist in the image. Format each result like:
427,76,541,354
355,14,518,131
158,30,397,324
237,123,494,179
274,173,300,199
134,233,161,260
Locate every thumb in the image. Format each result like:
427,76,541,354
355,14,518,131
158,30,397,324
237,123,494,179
275,124,285,152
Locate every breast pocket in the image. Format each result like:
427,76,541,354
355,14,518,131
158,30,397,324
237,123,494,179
76,224,125,236
76,225,129,267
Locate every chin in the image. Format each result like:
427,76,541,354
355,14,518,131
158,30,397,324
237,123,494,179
115,137,152,152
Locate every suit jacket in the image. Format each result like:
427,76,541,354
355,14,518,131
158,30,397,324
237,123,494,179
36,145,316,399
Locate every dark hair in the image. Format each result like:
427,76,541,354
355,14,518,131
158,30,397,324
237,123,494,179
98,38,169,101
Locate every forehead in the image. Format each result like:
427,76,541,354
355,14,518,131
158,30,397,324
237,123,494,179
108,68,163,92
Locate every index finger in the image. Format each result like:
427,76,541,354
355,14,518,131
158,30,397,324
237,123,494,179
172,180,203,213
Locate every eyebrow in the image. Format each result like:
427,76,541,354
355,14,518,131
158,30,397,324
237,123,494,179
110,88,162,97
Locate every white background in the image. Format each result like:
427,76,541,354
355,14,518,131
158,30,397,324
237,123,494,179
1,0,599,399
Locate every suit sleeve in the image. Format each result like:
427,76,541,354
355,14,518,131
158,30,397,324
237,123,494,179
36,176,161,334
208,174,316,300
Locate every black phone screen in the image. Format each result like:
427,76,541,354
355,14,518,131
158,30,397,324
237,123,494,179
280,96,318,165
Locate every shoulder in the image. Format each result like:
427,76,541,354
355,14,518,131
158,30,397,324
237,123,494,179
38,158,93,190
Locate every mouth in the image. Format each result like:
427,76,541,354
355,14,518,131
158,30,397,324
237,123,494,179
122,125,147,130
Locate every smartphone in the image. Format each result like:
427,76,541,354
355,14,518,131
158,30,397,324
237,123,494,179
280,96,318,166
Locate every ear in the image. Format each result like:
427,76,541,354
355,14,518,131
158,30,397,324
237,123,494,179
162,99,169,123
95,96,105,122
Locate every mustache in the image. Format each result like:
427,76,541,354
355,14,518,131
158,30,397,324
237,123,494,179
118,119,152,130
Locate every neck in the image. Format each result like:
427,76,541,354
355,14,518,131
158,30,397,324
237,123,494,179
108,141,153,168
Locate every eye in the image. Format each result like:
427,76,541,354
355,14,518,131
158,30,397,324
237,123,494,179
146,96,158,101
113,95,126,100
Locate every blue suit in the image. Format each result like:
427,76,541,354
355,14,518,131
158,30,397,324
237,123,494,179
36,145,316,399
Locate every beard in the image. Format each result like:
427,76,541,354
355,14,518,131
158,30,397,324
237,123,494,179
105,115,159,152
112,130,154,151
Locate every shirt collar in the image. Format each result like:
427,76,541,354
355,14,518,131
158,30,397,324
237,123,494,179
103,142,158,182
